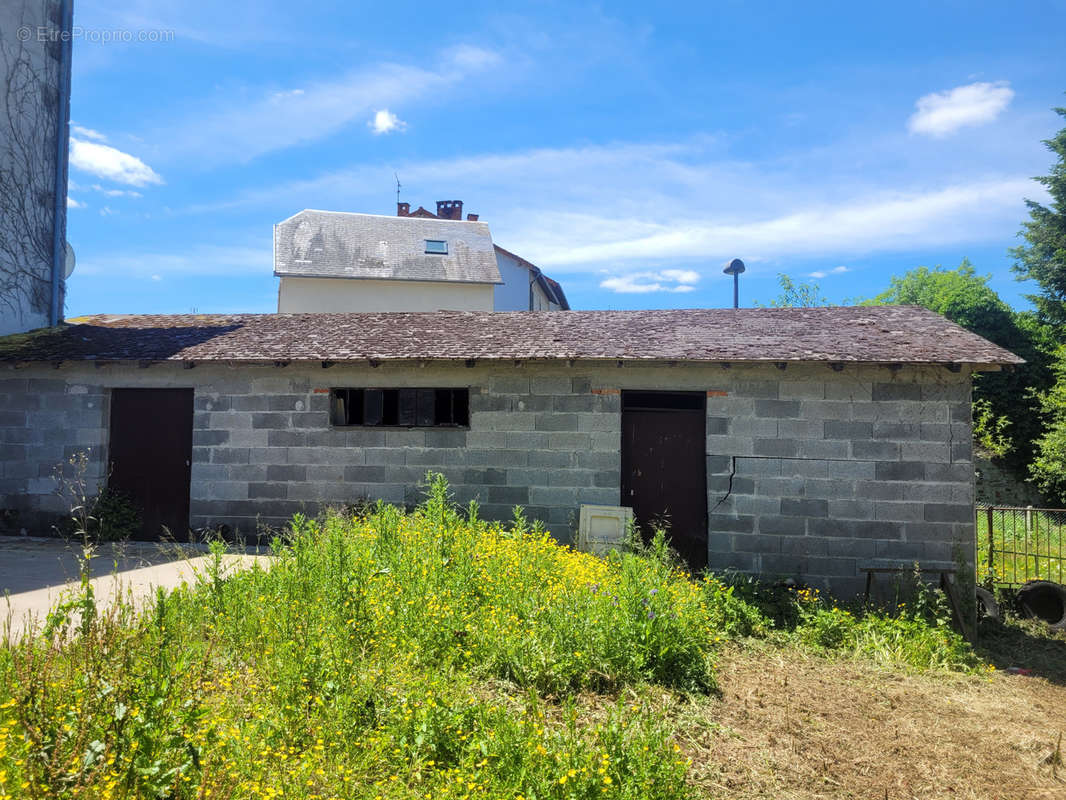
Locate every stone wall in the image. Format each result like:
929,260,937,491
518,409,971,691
0,360,976,596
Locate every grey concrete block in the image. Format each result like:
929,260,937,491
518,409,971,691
924,503,973,523
249,482,287,500
589,431,618,451
267,464,306,482
754,399,800,418
824,538,878,558
824,420,872,440
548,468,592,487
706,455,734,474
552,395,597,412
828,499,874,520
531,376,571,395
824,380,872,401
212,448,250,465
796,439,850,459
851,440,900,460
872,382,922,401
267,394,306,411
778,419,824,440
489,485,530,505
252,412,291,429
778,380,826,400
548,432,591,450
827,460,875,480
386,430,425,447
924,462,973,483
248,447,292,465
470,394,511,412
466,431,509,449
577,413,617,433
907,434,955,467
733,533,783,553
489,375,529,394
512,396,553,413
729,417,778,437
363,448,405,466
706,435,754,456
231,395,272,413
872,422,921,440
530,486,578,506
781,536,829,556
754,438,797,457
799,400,854,421
505,431,550,450
571,377,592,394
576,487,619,505
535,413,578,432
873,501,925,522
875,461,925,481
733,494,781,516
193,429,230,446
781,498,828,518
759,515,808,535
733,381,780,398
901,483,970,503
709,514,756,533
854,480,904,500
532,450,576,468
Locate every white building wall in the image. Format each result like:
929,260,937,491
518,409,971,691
0,0,68,335
277,277,495,313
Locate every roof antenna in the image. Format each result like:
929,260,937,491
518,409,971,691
394,172,402,204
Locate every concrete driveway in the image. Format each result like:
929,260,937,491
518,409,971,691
1,536,271,641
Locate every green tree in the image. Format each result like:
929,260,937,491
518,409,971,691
864,261,1053,471
1012,106,1066,326
764,274,828,307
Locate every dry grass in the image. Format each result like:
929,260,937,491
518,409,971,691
670,641,1066,799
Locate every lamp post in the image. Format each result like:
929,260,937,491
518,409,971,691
723,258,745,309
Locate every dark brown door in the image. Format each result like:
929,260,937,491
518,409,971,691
621,391,708,572
108,388,193,540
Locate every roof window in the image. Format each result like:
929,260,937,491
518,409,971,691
424,239,448,254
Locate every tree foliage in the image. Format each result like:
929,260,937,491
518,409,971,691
1011,106,1066,326
763,274,828,308
1008,105,1066,500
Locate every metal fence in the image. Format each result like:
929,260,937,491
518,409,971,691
977,505,1066,586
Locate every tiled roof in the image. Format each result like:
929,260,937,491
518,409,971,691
1,307,1022,366
274,210,502,284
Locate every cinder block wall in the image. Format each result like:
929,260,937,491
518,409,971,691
1,361,974,596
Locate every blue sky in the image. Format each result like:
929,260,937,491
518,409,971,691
62,1,1065,316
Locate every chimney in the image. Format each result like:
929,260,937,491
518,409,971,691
397,202,410,216
436,200,463,220
466,213,479,221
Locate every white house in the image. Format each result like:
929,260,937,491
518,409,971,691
274,201,568,313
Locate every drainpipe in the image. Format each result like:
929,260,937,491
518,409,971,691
49,0,74,327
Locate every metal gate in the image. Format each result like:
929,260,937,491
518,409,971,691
978,505,1066,586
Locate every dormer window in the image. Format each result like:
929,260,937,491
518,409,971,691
424,240,448,254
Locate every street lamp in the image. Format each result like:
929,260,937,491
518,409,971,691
723,258,745,309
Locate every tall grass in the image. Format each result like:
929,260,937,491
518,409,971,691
0,474,984,799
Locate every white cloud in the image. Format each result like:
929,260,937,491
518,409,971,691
67,196,84,209
600,269,700,294
91,184,143,198
369,109,406,135
69,138,163,186
71,125,107,141
808,266,849,279
183,128,1048,281
908,81,1014,138
157,45,499,166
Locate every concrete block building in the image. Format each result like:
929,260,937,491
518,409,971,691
0,306,1019,595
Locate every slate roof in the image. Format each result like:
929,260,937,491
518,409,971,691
274,210,502,284
0,307,1022,366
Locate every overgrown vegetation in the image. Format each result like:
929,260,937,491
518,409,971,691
0,476,986,798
